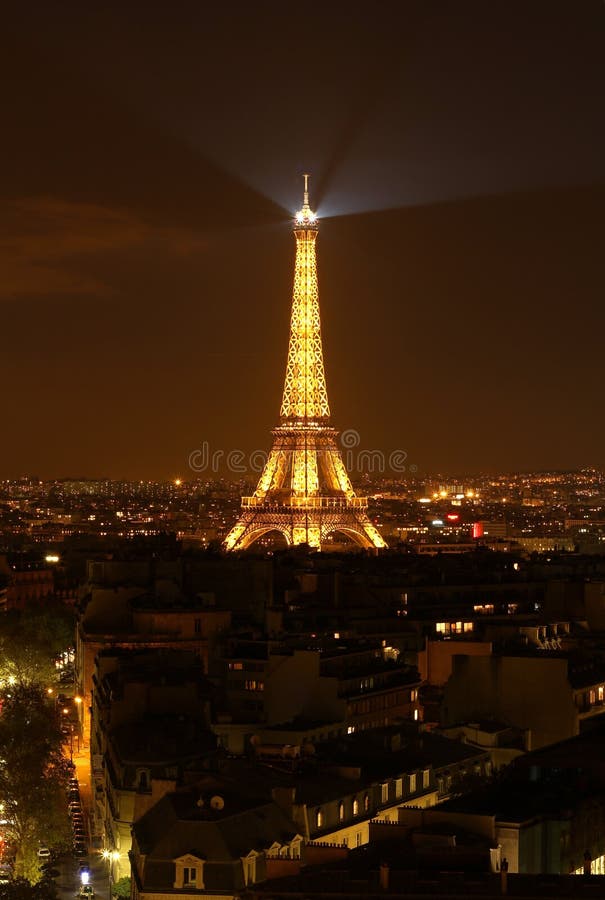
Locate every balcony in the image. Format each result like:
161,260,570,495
241,496,367,510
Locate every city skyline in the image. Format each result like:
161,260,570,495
2,1,604,479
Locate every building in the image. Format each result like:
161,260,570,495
130,782,303,899
76,581,230,731
211,638,421,754
443,651,605,749
90,648,217,877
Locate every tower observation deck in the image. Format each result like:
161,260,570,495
224,176,386,551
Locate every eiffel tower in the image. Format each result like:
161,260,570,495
224,176,386,551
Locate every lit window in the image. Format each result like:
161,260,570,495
316,809,323,828
436,622,446,634
395,778,403,799
364,794,370,813
353,799,359,816
463,622,473,632
422,769,430,789
410,689,418,702
381,783,389,803
599,686,604,702
338,802,344,822
590,689,596,704
409,774,416,793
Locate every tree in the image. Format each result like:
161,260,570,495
0,685,71,881
0,877,56,900
112,877,131,900
0,603,75,688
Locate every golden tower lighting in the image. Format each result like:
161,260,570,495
224,175,386,551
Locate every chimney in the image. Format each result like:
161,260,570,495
500,857,508,895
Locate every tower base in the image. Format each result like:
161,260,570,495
224,498,385,551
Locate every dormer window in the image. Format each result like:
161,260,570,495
136,768,150,791
174,854,205,890
241,850,259,886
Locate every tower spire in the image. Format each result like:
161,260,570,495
224,172,386,552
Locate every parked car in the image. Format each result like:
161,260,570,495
77,886,94,899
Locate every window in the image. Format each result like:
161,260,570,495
356,832,362,847
590,689,596,705
410,689,418,702
599,686,604,702
422,769,430,789
242,853,257,886
436,622,446,634
229,662,243,670
381,783,389,803
408,774,417,794
338,802,345,823
136,769,150,791
174,856,204,890
316,809,323,828
413,709,419,721
183,867,196,885
364,793,370,813
353,798,359,816
395,778,403,799
194,618,201,634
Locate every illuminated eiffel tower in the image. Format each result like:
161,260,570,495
224,176,386,551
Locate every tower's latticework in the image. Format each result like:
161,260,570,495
224,176,386,551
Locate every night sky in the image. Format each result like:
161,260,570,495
2,1,604,479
